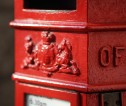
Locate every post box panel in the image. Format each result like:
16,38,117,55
86,94,99,106
86,92,123,106
81,94,86,106
100,92,122,106
122,92,126,106
14,0,87,22
88,0,126,23
15,30,88,84
15,82,80,106
88,31,126,85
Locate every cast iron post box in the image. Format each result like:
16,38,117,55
10,0,126,106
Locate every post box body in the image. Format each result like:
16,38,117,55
15,82,126,106
11,0,126,106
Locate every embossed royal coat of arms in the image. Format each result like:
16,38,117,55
22,32,80,76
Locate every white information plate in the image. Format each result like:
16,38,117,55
26,94,71,106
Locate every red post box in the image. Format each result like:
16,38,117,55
10,0,126,106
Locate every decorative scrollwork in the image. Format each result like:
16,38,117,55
21,32,80,77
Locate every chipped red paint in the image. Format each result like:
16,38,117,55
10,0,126,105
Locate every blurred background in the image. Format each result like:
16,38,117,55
0,0,14,106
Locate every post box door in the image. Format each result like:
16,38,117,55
15,82,80,106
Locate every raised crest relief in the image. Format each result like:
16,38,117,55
21,32,80,77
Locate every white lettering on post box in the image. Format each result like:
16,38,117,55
26,94,70,106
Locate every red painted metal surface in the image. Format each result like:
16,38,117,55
15,82,80,106
10,0,126,105
122,92,126,106
14,0,87,22
88,31,126,85
86,94,99,106
21,32,80,76
88,0,126,23
14,30,87,84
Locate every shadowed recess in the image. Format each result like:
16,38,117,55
24,0,76,10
